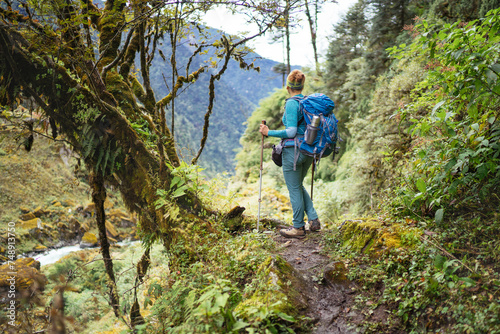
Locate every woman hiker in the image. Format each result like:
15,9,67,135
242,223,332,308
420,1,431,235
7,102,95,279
259,69,321,239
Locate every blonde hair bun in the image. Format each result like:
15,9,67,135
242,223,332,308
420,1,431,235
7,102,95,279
287,70,305,90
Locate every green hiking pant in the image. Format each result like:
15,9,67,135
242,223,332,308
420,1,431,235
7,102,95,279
282,146,318,228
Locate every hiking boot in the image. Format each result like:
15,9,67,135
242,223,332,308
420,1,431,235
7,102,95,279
279,226,306,239
309,218,321,232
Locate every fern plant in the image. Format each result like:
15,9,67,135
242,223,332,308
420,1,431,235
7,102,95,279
80,122,122,176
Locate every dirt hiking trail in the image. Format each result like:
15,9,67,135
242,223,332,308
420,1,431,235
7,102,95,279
274,231,384,333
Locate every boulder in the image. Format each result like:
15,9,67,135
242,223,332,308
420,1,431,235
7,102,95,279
55,222,79,242
82,203,95,217
119,217,135,228
105,221,119,238
222,206,246,232
29,227,54,244
19,212,36,221
104,198,114,209
108,208,128,220
19,206,30,214
21,218,43,230
33,206,47,218
338,219,422,255
81,222,90,232
68,217,81,232
61,199,76,207
108,209,135,227
33,245,48,253
235,255,308,318
80,232,98,248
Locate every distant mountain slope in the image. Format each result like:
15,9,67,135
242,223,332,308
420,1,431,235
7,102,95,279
148,30,292,176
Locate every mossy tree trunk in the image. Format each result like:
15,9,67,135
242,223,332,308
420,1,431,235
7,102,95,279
0,0,284,326
0,0,204,245
90,171,120,317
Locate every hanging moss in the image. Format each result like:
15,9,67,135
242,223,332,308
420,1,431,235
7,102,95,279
97,4,126,69
105,71,140,120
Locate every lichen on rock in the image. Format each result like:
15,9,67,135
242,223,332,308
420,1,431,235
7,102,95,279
80,232,98,248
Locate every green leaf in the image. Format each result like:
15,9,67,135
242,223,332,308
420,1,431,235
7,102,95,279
435,208,444,224
444,158,457,172
486,69,497,85
459,277,476,288
214,293,229,309
434,254,446,269
232,321,249,330
437,111,446,120
432,100,446,113
411,193,425,205
490,63,500,74
416,179,427,193
170,176,184,190
172,185,188,198
452,47,465,60
477,164,489,179
430,40,436,58
277,312,295,322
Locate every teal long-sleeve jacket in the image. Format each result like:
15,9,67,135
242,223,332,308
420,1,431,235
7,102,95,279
268,95,306,145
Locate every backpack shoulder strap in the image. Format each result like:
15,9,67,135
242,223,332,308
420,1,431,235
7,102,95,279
285,95,307,126
286,95,305,102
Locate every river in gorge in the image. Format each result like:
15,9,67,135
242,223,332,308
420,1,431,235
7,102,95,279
34,240,139,266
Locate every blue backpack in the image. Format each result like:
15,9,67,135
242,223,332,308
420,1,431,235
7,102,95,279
290,93,339,162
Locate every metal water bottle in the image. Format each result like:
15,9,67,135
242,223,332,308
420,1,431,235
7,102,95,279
305,115,321,145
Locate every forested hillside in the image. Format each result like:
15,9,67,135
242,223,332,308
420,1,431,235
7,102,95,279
1,0,500,333
237,0,500,222
235,0,500,331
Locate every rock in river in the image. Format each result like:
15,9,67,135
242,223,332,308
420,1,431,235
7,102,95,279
80,232,98,248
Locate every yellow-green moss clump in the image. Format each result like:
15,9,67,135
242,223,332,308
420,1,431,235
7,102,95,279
235,255,308,319
80,232,98,248
339,218,422,255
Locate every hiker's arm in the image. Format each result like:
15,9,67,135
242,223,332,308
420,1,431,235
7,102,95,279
267,100,299,138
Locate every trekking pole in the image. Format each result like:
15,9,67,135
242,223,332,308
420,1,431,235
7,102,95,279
310,159,316,201
257,120,266,232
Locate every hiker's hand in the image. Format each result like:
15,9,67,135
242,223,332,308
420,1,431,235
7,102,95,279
259,124,269,136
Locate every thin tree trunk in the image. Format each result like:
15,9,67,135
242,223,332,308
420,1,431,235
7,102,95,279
285,0,291,74
170,4,180,139
304,0,320,74
90,171,120,317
